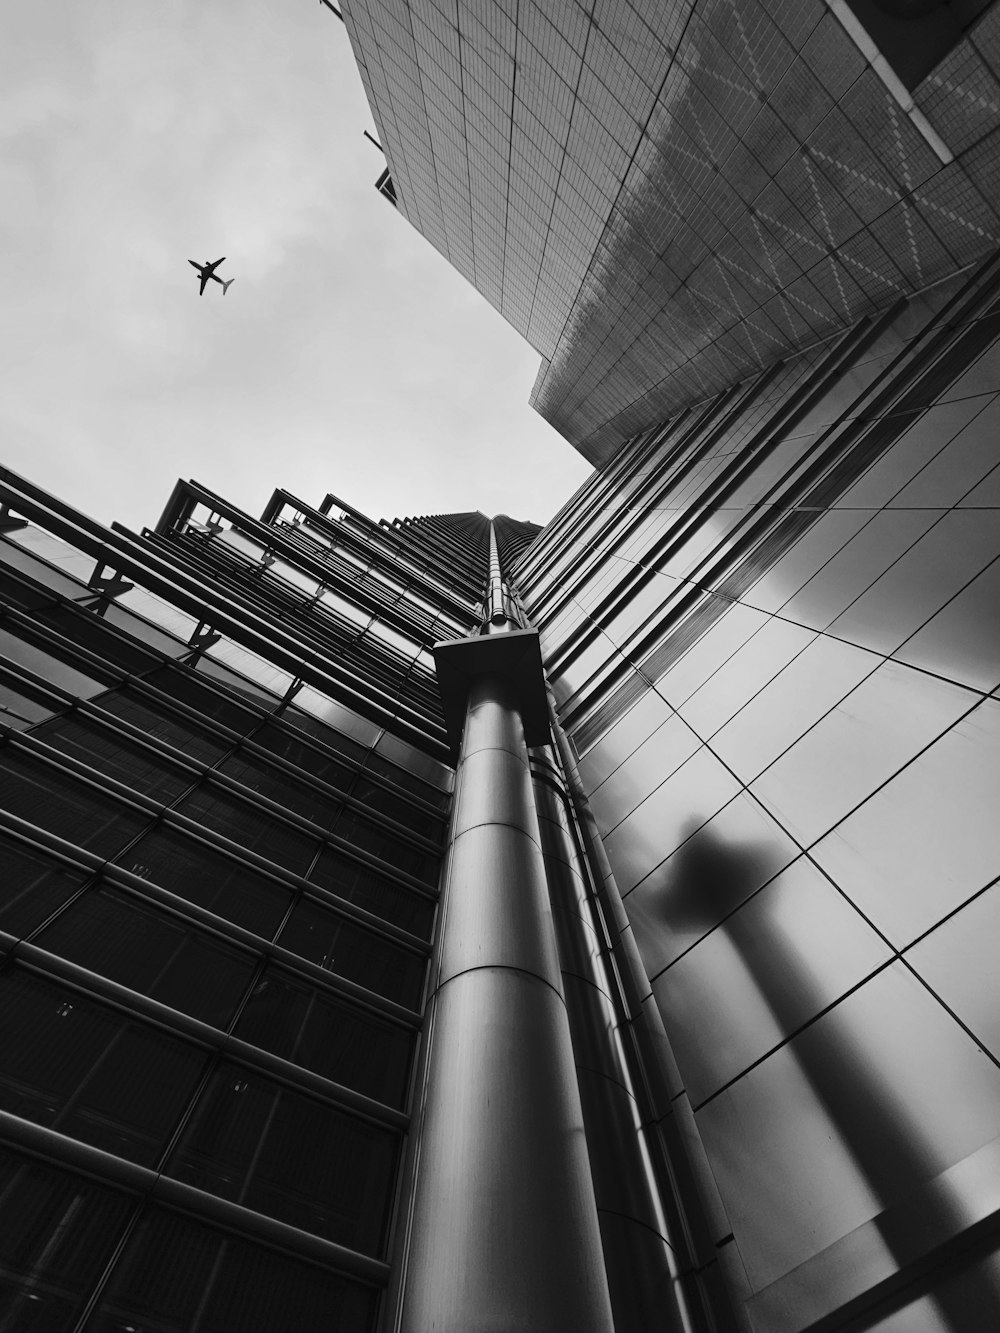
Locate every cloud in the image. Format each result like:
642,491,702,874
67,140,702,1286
0,0,592,535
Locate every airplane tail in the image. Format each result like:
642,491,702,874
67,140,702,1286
222,278,235,295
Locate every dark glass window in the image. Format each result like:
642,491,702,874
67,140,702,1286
0,564,53,610
140,664,262,735
278,897,425,1007
121,825,292,938
308,844,435,938
0,624,106,699
0,536,93,599
0,749,150,856
333,809,439,884
0,834,89,937
233,965,413,1107
216,750,343,831
33,602,160,676
167,1062,397,1251
88,1207,376,1333
31,713,194,804
364,751,451,810
92,687,229,764
250,718,360,789
36,886,256,1027
351,774,445,839
0,970,205,1165
175,783,319,874
279,707,374,765
0,1150,132,1331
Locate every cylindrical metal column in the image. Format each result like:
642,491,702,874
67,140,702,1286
396,670,614,1333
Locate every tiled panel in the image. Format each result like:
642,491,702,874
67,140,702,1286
710,632,882,783
513,255,1000,1328
576,686,676,793
812,697,1000,947
906,882,1000,1062
652,855,892,1104
624,789,800,979
893,555,1000,692
749,658,974,846
696,962,1000,1291
587,708,702,837
824,509,1000,656
602,745,743,892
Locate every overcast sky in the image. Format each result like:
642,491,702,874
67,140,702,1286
1,0,592,535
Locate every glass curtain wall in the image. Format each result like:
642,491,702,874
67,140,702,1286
0,479,492,1332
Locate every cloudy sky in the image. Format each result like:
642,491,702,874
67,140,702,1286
1,0,592,535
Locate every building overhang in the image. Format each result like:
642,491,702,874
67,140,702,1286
434,629,550,754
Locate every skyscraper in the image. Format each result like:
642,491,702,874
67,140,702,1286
3,1,1000,1331
334,0,1000,1325
0,474,541,1330
344,0,1000,461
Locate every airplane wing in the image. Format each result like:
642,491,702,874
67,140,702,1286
209,257,225,270
188,260,201,270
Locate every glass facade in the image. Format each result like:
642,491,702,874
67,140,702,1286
4,265,1000,1328
514,255,1000,1331
343,0,1000,464
4,1,1000,1321
0,478,542,1331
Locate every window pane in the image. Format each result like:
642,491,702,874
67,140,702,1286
233,966,413,1107
351,775,445,839
168,1062,397,1251
0,531,93,597
141,664,262,735
0,625,106,699
333,810,439,885
278,897,425,1007
0,677,55,728
89,1208,376,1333
33,603,160,676
36,886,255,1027
92,689,229,764
216,751,343,831
0,970,205,1166
121,826,292,938
0,1150,132,1330
0,834,90,937
251,718,362,786
30,714,194,804
176,784,319,876
308,845,435,938
363,752,451,809
0,751,150,856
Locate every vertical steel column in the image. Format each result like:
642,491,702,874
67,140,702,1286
396,532,614,1331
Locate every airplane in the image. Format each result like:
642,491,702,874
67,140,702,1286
188,257,234,295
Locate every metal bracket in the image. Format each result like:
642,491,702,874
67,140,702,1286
188,622,221,654
88,562,134,598
0,505,27,533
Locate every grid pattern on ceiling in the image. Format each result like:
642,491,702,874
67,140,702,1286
343,0,1000,465
531,0,1000,463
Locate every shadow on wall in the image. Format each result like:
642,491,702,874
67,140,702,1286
659,820,1000,1328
